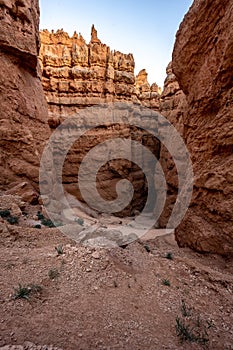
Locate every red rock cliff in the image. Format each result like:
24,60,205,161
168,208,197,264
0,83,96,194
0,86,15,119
158,62,186,227
39,27,161,216
39,27,160,128
0,0,50,189
172,0,233,254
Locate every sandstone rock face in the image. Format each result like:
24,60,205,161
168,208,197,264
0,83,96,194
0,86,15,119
159,62,185,132
39,27,161,126
135,69,161,110
158,62,186,227
0,0,50,190
172,0,233,254
39,27,137,127
62,124,159,217
40,104,161,219
39,28,161,216
5,181,39,204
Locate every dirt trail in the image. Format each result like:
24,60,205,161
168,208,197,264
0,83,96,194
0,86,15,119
0,223,232,350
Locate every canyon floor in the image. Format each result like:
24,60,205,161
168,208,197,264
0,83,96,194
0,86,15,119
0,207,232,350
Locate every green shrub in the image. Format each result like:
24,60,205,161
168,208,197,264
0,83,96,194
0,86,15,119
55,245,64,255
181,299,191,317
176,316,209,345
13,284,31,300
37,211,44,220
165,252,173,260
162,279,171,286
75,217,84,226
33,224,41,229
0,209,10,218
175,300,212,345
41,218,55,228
144,245,151,253
13,283,42,300
7,216,18,225
37,211,62,228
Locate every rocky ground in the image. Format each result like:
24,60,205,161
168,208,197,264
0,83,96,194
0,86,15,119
0,197,232,350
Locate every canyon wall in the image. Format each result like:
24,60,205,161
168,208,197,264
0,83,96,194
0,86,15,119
0,0,50,195
135,69,161,110
39,27,161,216
171,0,233,254
39,26,161,128
1,1,232,254
158,62,186,227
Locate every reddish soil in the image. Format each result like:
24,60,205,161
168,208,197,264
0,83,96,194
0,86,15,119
0,225,232,350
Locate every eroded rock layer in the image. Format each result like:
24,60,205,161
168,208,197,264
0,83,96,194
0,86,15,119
39,27,161,216
135,69,161,110
158,62,186,227
172,0,233,254
63,123,160,217
0,0,50,191
39,26,161,126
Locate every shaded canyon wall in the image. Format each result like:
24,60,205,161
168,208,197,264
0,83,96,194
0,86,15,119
39,27,161,216
167,0,233,254
0,0,50,195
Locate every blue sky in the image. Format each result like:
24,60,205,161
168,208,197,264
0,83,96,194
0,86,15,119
39,0,193,88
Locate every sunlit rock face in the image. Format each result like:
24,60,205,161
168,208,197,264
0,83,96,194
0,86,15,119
0,0,50,190
39,26,161,126
39,27,161,216
170,0,233,254
135,69,161,110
